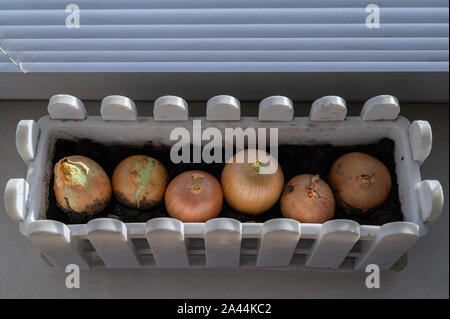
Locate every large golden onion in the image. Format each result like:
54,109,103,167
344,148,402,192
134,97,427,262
54,155,112,215
221,149,284,215
328,152,392,214
112,155,169,210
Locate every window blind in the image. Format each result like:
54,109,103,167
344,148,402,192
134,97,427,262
0,0,448,73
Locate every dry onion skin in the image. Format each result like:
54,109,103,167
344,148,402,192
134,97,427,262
221,149,284,215
328,152,392,214
280,174,335,223
112,155,169,210
165,170,223,222
54,155,112,215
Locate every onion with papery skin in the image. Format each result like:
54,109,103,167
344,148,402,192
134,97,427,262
221,149,284,215
165,170,223,222
112,155,168,210
328,152,392,214
54,155,112,215
280,174,335,223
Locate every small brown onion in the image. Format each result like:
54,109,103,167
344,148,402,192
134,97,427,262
328,152,392,214
54,155,111,215
165,170,223,222
221,149,284,215
112,155,168,210
280,174,335,223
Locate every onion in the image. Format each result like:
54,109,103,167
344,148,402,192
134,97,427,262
328,152,392,214
54,155,111,215
165,170,223,222
112,155,168,210
221,149,284,215
280,174,335,223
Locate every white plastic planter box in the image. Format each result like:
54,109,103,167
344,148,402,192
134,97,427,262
4,94,444,271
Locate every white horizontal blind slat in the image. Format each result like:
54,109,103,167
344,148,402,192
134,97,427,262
1,24,449,38
5,50,449,62
15,61,449,72
1,8,448,25
1,0,449,10
3,38,449,51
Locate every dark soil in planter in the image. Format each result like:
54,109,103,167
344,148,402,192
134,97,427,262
46,138,403,225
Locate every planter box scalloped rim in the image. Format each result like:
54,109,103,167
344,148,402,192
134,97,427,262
4,94,444,271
